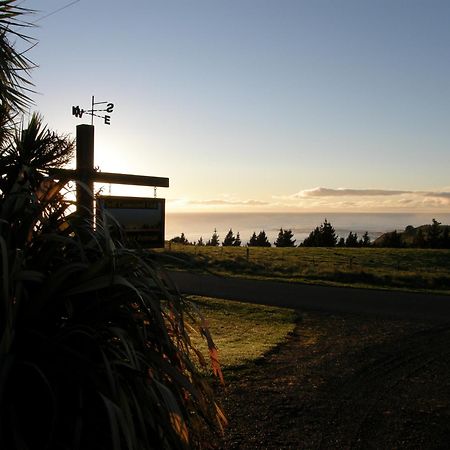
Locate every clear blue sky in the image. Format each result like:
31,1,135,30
22,0,450,212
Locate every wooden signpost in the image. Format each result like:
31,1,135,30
49,98,169,247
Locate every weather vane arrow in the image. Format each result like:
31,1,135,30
72,95,114,125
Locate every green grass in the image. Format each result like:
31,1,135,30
161,244,450,294
188,296,297,377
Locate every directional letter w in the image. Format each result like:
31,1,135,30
72,106,84,118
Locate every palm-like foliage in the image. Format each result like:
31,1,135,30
0,112,74,194
0,0,35,114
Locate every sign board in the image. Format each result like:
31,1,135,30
97,196,165,248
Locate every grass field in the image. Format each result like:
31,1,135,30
188,296,297,377
161,243,450,293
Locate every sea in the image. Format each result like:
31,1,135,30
165,212,450,245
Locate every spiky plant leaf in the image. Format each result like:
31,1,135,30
0,0,35,114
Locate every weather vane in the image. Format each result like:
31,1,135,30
72,95,114,125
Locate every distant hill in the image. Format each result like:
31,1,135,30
374,222,450,248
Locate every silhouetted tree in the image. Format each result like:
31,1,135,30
321,219,337,246
222,229,235,246
301,219,337,247
275,228,284,247
275,228,296,247
197,236,205,246
442,227,450,249
256,230,271,247
383,230,402,248
233,232,242,247
206,228,220,246
427,218,441,248
413,228,426,248
170,232,189,244
361,231,371,247
337,237,345,247
302,226,321,247
248,230,271,247
248,232,258,246
405,225,415,234
345,231,359,247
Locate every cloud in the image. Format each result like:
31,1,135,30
189,199,269,206
293,187,411,198
170,188,450,212
424,192,450,199
271,187,450,212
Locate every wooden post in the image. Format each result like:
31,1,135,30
76,124,95,221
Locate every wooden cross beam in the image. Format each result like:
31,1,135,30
49,168,169,188
49,124,169,222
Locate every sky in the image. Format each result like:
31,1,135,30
17,0,450,213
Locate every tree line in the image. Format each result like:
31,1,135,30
170,218,450,249
171,220,369,248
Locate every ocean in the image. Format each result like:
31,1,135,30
165,212,450,245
